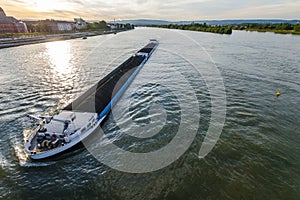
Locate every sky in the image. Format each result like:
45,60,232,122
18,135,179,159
1,0,300,21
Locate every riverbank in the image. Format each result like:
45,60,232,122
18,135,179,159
0,30,123,49
152,24,232,34
1,28,299,199
231,23,300,35
236,28,300,35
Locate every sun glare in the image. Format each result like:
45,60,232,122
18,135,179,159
45,41,73,75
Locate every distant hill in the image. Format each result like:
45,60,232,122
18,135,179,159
193,19,300,25
114,19,171,26
114,19,300,26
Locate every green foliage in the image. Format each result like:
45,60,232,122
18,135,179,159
294,24,300,32
275,23,293,30
87,22,98,30
157,22,300,35
156,23,232,35
26,24,35,32
125,23,132,29
35,22,49,32
0,32,47,38
231,23,300,35
87,20,109,30
99,20,108,29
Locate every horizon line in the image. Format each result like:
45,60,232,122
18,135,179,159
19,18,300,22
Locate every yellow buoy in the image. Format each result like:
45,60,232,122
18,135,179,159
276,91,281,97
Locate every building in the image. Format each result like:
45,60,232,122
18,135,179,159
0,7,28,33
25,19,73,33
107,23,126,29
74,18,87,30
44,19,73,32
0,7,5,17
57,21,73,31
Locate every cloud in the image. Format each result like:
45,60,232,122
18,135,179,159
1,0,299,20
211,1,300,19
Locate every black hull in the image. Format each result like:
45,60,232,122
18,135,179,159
63,46,155,114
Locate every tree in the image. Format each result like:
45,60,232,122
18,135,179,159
87,22,99,30
36,22,48,32
26,24,36,32
125,23,132,29
294,24,300,32
224,26,232,34
276,23,293,30
99,20,108,29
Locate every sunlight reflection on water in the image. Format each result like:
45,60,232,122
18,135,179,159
45,41,73,75
0,29,299,199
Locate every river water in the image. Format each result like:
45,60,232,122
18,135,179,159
0,28,299,199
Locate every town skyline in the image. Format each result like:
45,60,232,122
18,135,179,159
1,0,300,21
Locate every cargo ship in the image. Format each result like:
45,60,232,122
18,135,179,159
24,39,159,160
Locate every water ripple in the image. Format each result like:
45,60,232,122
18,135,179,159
0,29,299,199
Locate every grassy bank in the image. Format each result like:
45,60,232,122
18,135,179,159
0,32,50,38
238,29,300,35
150,23,300,35
232,23,300,35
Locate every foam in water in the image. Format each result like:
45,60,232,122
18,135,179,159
0,152,14,169
19,161,55,167
14,140,55,167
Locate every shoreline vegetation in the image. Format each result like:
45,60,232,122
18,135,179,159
152,23,233,34
1,22,299,48
232,23,300,35
151,22,300,35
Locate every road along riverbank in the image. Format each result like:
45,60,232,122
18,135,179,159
0,30,125,49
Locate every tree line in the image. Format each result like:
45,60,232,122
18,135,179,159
152,22,300,35
153,23,232,34
86,20,110,30
231,23,300,34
